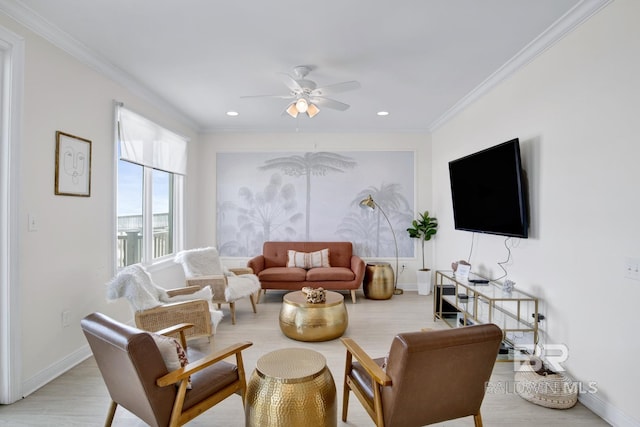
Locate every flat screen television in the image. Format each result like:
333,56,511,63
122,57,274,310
448,138,528,238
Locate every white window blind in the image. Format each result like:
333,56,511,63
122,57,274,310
118,106,187,175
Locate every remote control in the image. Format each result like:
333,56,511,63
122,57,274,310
469,279,489,284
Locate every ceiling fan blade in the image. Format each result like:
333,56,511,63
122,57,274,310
311,96,350,111
240,94,295,99
312,80,361,96
278,73,303,92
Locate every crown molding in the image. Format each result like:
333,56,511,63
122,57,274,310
428,0,613,132
0,0,199,131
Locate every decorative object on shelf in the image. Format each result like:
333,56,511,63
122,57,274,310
504,279,516,293
302,286,326,303
359,194,401,295
515,356,578,409
451,260,471,280
54,131,92,197
407,210,438,295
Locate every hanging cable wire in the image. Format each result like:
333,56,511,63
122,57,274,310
491,236,512,281
467,232,475,263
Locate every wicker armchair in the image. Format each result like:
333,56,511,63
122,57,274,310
134,294,213,341
107,264,223,340
175,247,261,325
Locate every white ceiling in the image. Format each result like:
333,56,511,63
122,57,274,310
3,0,606,133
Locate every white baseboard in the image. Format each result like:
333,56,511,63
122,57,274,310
21,344,92,398
579,390,639,427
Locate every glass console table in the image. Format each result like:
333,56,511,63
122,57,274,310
434,270,539,360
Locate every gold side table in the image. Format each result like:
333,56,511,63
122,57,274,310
279,290,348,341
245,348,337,427
363,262,394,300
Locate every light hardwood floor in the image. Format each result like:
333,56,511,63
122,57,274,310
0,290,609,426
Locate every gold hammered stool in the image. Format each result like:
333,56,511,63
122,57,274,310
245,348,337,427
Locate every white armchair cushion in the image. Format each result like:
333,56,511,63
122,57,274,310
174,247,224,277
225,274,261,301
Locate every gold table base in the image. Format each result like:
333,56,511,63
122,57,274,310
279,291,348,341
245,348,337,427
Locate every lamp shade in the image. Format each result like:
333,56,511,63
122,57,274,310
306,103,320,118
286,103,299,118
359,195,376,210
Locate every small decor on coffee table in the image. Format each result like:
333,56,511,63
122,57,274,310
302,286,326,303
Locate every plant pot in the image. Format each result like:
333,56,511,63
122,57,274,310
416,269,432,295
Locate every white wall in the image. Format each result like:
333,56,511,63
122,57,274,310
432,0,639,424
196,132,433,285
0,13,199,397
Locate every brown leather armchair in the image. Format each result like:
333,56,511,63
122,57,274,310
81,312,252,427
341,324,503,427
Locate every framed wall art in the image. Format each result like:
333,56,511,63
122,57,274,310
54,131,92,197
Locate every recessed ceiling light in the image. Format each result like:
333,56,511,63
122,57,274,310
377,111,389,116
226,111,239,116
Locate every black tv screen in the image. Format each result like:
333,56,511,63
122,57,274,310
448,138,528,238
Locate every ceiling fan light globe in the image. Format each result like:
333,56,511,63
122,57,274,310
295,98,308,113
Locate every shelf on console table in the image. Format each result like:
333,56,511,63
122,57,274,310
434,270,539,359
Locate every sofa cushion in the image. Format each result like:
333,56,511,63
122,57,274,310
306,267,355,282
258,266,307,282
287,249,330,269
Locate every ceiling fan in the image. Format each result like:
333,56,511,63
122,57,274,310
242,65,361,118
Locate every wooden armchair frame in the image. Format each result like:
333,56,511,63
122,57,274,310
341,325,503,427
82,312,252,427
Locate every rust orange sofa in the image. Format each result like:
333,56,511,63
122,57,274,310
247,241,365,303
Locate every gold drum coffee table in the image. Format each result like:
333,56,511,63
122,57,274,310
363,262,395,300
245,348,337,427
279,290,348,341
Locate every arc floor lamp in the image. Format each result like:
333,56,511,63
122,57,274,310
359,194,402,295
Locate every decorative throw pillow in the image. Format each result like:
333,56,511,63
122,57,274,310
286,249,330,269
151,333,192,389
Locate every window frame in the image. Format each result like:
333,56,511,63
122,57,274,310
114,104,185,268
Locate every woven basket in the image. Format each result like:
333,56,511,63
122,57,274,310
514,357,578,409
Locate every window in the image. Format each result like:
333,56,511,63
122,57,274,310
116,105,186,267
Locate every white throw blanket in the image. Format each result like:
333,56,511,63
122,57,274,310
175,247,261,301
225,274,261,301
106,264,223,329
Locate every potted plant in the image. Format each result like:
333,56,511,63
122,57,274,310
407,211,438,295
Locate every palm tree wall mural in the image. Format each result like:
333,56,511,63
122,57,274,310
216,151,414,257
259,152,357,240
